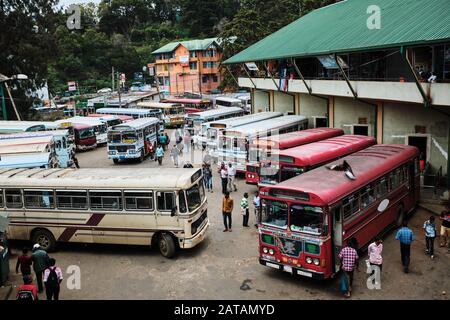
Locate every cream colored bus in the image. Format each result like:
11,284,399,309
2,168,209,258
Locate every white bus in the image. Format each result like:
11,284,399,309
97,107,162,121
55,117,108,145
0,130,73,168
107,118,160,164
215,97,244,109
201,112,283,151
186,107,244,136
215,115,309,171
137,102,185,128
0,121,47,133
2,167,209,258
236,95,251,113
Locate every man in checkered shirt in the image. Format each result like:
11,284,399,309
339,238,359,297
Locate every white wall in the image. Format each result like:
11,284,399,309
273,91,294,114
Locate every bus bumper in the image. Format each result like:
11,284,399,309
180,222,209,249
259,258,325,280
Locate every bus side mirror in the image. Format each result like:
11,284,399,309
378,199,389,213
171,206,178,217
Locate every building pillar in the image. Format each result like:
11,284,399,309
328,96,335,128
251,88,255,114
294,93,300,115
376,101,384,144
269,91,275,112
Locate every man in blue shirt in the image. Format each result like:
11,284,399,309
395,220,415,273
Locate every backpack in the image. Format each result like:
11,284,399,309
17,290,35,301
46,268,59,287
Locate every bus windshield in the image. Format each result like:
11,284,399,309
260,163,281,184
186,183,205,212
262,200,288,229
121,131,138,143
290,205,324,235
207,128,218,140
79,128,95,139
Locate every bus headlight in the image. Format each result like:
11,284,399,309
306,257,313,264
313,258,320,266
262,247,268,254
129,150,137,154
269,249,275,255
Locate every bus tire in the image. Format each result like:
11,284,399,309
395,205,405,227
113,159,119,165
31,229,56,252
139,152,145,163
158,233,176,258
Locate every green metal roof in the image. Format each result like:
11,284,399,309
152,37,219,54
224,0,450,64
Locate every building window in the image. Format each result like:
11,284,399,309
202,76,209,83
190,51,197,58
189,62,197,70
212,75,218,82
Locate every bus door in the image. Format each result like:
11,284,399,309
156,191,180,230
331,205,343,273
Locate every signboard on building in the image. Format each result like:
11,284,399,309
68,81,77,92
179,56,189,67
317,55,348,69
245,62,259,71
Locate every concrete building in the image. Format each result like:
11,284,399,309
152,38,225,96
224,0,450,190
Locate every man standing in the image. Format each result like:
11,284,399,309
253,191,261,228
222,192,234,232
156,145,164,166
395,220,415,273
241,193,250,227
440,203,450,249
31,244,49,293
219,163,228,194
227,163,237,192
338,238,359,298
170,144,180,167
368,237,383,275
16,247,33,281
423,216,437,259
43,258,63,301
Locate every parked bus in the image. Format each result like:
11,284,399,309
56,117,108,145
201,112,284,151
215,97,244,109
216,115,309,172
0,121,46,133
246,128,345,184
0,130,73,168
2,167,209,258
96,108,162,121
87,114,123,127
0,136,58,169
258,135,376,186
73,123,97,151
237,95,252,113
137,102,185,128
162,98,212,112
107,118,160,164
258,144,420,280
186,107,244,136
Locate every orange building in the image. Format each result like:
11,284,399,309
152,38,226,95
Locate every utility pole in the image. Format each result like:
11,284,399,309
112,66,115,92
117,72,122,108
0,84,7,120
4,82,21,120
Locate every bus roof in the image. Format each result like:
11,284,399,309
190,107,243,119
277,135,376,167
72,123,94,130
270,145,419,206
0,153,51,168
162,98,210,104
87,114,120,121
137,102,182,109
96,108,158,115
0,121,46,132
0,168,202,189
55,117,104,126
109,118,160,131
0,130,69,141
208,112,283,129
253,128,344,150
215,97,242,103
0,137,52,155
222,115,308,137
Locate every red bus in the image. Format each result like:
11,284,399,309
246,128,344,184
258,135,376,186
258,144,420,280
73,124,97,151
161,98,212,113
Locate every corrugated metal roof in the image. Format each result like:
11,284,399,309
224,0,450,64
152,37,219,54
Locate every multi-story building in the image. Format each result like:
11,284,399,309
224,0,450,191
152,38,225,95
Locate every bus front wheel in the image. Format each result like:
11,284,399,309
31,229,56,252
113,159,119,165
159,233,176,258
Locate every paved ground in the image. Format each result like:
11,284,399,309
6,134,450,300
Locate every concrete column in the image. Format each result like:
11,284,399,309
269,91,274,112
251,88,255,114
295,93,300,115
377,102,384,144
328,96,335,128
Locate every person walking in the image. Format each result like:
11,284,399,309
395,220,415,273
219,163,228,194
222,192,234,232
170,144,180,167
184,130,191,154
253,191,261,228
43,258,63,301
156,145,164,166
423,216,437,259
16,275,38,301
164,133,170,151
338,238,359,298
241,193,250,227
31,244,49,293
16,247,33,281
440,203,450,249
368,237,383,276
227,163,237,192
203,164,213,193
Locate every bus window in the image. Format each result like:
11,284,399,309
186,183,204,212
377,178,388,197
157,192,176,213
0,189,3,207
360,186,376,209
124,192,153,211
90,191,123,211
24,190,55,209
56,191,88,209
261,200,288,228
343,193,360,219
5,189,23,208
290,205,324,235
179,191,187,214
